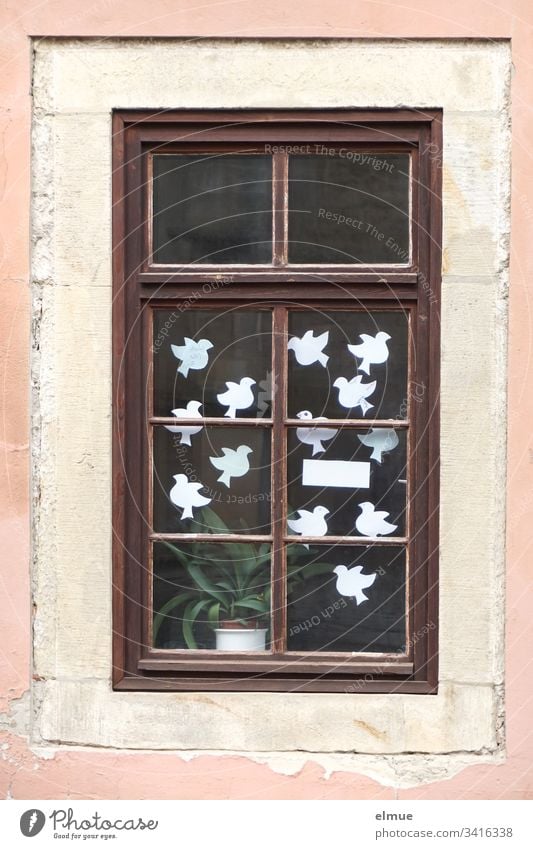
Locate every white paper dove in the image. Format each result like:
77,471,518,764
348,331,391,375
333,376,377,415
288,506,329,543
295,410,337,456
209,445,253,488
333,564,377,605
355,501,398,537
169,473,212,520
164,400,203,446
288,330,329,367
171,337,214,378
217,377,256,418
357,428,399,463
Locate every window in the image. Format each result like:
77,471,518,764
112,109,441,692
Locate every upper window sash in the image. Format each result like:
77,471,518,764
112,110,437,283
147,146,414,270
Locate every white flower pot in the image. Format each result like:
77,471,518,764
215,627,267,651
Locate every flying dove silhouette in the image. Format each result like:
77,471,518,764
288,330,329,367
333,564,377,605
164,400,203,446
348,331,391,375
217,377,256,418
295,410,337,455
357,428,399,463
171,337,213,378
355,501,398,537
333,375,377,415
209,445,253,488
288,506,329,545
169,473,211,520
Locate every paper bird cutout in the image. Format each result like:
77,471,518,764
333,564,377,605
333,376,377,415
355,501,398,537
295,410,337,455
288,506,329,543
169,473,211,520
171,337,213,378
288,330,329,367
348,331,391,375
258,371,274,417
164,400,203,446
357,428,399,463
217,377,256,418
209,445,253,488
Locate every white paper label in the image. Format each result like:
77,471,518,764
302,459,370,489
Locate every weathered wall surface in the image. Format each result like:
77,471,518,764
30,39,509,767
1,1,532,799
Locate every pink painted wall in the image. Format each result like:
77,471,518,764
1,1,532,799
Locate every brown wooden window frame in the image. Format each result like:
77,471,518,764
112,109,442,693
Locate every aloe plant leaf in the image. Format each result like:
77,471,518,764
200,506,231,534
233,551,271,593
152,591,197,643
222,545,258,586
247,551,272,570
160,539,233,585
216,563,239,589
160,541,193,566
187,562,227,606
182,598,211,649
215,579,235,592
233,597,270,614
207,601,221,630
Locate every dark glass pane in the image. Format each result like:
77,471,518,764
153,308,272,418
286,544,406,652
287,427,406,538
288,153,410,263
287,310,409,420
153,542,271,650
153,426,271,535
152,154,272,264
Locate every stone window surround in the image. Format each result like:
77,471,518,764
31,39,510,775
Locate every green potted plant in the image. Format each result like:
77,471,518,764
155,544,271,651
153,508,333,651
153,508,271,650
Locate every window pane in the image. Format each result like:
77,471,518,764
153,308,272,418
287,544,406,652
287,427,406,538
153,542,271,650
288,153,410,264
153,426,271,535
152,154,272,264
287,310,409,420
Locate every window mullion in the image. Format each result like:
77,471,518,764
272,152,288,266
271,305,288,652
